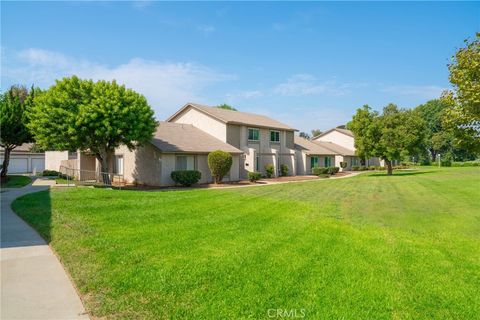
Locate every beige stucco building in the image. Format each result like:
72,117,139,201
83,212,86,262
168,103,297,178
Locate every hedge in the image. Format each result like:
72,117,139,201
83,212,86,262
208,150,233,183
248,172,262,182
171,170,201,186
280,164,289,176
265,164,274,178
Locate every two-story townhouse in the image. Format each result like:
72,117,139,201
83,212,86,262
167,103,297,178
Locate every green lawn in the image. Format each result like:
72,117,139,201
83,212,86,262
1,175,31,188
12,167,480,319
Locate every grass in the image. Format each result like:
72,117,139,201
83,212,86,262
12,167,480,319
1,175,31,188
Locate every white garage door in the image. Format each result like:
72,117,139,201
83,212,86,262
7,158,28,173
32,158,45,173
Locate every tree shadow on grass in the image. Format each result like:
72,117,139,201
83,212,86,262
368,170,438,177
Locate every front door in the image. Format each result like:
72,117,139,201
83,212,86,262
310,156,319,173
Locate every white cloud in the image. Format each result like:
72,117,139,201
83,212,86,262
274,74,352,96
380,85,447,99
3,48,234,119
196,25,216,36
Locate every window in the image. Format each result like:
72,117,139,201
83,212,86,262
352,157,359,166
324,157,332,167
113,155,124,174
176,155,195,170
270,131,280,142
255,155,260,171
310,156,319,169
248,128,260,141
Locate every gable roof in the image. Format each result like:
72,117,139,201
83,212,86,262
313,127,354,140
312,140,356,156
294,136,336,155
150,122,243,154
167,102,296,131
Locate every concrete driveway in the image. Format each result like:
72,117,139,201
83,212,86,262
1,178,89,319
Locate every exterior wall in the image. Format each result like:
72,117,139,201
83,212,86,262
314,130,355,150
112,144,240,186
170,107,227,142
233,124,296,177
295,150,307,175
45,151,69,171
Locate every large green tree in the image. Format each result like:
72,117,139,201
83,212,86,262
442,33,480,155
29,76,157,180
416,99,453,162
0,85,34,179
348,104,427,175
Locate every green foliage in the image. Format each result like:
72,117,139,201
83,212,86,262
312,167,329,175
311,129,322,137
0,85,34,177
216,104,237,111
248,172,262,182
442,33,480,155
264,164,274,178
207,150,233,183
348,104,427,175
340,161,347,169
280,164,289,176
299,132,310,139
451,161,480,167
28,76,157,173
327,167,340,175
171,170,201,186
42,170,59,177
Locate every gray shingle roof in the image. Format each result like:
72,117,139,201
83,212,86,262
150,122,243,154
168,103,296,131
313,141,356,156
294,136,336,155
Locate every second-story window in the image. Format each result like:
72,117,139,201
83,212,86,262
270,131,280,142
248,128,260,141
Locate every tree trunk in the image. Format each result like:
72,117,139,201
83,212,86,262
97,149,111,186
385,159,393,175
1,148,12,180
430,149,437,163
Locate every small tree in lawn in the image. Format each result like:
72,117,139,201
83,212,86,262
0,85,34,180
208,150,232,183
348,104,426,175
28,76,157,183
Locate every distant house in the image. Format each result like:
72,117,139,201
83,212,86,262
312,128,382,168
294,136,337,175
168,103,297,178
0,143,45,174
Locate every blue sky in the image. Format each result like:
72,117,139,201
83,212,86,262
2,1,479,132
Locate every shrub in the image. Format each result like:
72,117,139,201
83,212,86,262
351,166,360,171
171,170,201,186
42,170,59,176
368,166,376,170
327,166,340,175
248,172,262,182
359,166,367,171
280,164,289,176
208,150,233,183
441,159,452,167
312,167,328,175
265,164,274,178
340,161,347,169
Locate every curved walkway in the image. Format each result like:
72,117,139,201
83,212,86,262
1,178,88,319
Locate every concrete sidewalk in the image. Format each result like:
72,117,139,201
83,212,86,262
1,179,89,319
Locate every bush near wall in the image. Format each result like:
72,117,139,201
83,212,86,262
327,167,340,175
312,167,329,175
340,161,348,169
280,164,289,176
208,150,233,183
42,170,59,176
248,172,262,182
265,164,274,178
171,170,201,186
